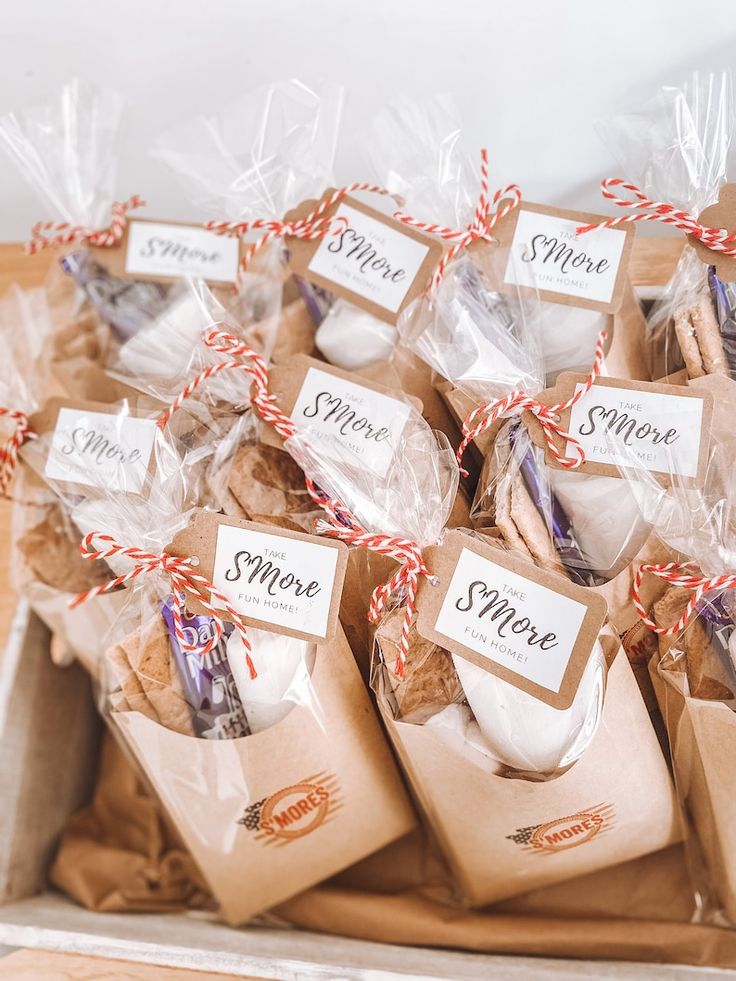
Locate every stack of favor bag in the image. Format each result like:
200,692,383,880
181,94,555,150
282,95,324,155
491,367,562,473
3,72,736,969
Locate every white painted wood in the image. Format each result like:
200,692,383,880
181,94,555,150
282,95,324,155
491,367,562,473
0,894,728,981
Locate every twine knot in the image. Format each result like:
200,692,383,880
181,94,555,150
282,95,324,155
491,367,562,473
633,560,736,636
455,328,607,473
393,149,522,290
70,531,255,677
26,195,145,255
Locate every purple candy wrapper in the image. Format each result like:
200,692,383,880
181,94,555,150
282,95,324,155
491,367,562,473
509,423,600,587
61,251,170,343
294,274,332,327
695,593,736,690
708,266,736,376
161,597,250,740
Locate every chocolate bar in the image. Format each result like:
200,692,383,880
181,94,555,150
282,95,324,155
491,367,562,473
61,251,170,343
161,598,250,739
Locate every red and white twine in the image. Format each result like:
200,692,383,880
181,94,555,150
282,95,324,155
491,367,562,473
205,182,391,290
157,326,298,441
456,328,608,473
632,561,736,637
578,178,736,255
316,518,434,676
25,195,145,255
70,532,256,677
0,408,35,497
393,149,522,289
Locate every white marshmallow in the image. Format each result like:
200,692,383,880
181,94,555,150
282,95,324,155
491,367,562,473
547,469,648,579
534,305,608,383
315,300,397,369
451,644,606,776
226,629,316,733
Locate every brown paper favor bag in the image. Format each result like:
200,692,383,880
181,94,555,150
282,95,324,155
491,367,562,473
650,654,736,924
373,627,681,907
109,622,416,925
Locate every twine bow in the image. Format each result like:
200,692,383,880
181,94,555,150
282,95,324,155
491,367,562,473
633,561,736,637
205,182,391,291
157,325,298,441
25,195,145,255
577,178,736,256
311,486,435,677
456,328,608,473
70,532,255,677
0,408,36,497
393,149,522,290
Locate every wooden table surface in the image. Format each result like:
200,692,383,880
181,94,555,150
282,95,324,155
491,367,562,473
0,236,684,979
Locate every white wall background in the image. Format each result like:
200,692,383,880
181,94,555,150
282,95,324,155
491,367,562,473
1,0,735,240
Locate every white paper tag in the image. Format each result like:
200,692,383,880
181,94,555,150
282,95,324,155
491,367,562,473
44,408,157,493
291,367,412,478
434,547,588,694
124,221,240,283
504,211,627,306
567,383,704,477
307,203,430,314
211,525,340,639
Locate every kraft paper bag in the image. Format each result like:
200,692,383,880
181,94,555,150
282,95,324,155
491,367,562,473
109,622,416,926
650,657,736,925
373,629,681,907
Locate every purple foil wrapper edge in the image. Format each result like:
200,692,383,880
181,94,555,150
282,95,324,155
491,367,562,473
708,266,736,376
161,596,250,740
294,274,332,327
61,250,170,343
509,423,600,587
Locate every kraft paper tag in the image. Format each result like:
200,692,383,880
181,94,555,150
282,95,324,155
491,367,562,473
284,191,443,324
415,531,607,709
167,512,348,644
27,397,159,496
91,217,243,285
525,374,713,484
694,184,736,281
492,202,635,314
263,355,421,477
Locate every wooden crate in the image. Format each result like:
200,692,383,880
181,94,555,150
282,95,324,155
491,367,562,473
2,238,720,979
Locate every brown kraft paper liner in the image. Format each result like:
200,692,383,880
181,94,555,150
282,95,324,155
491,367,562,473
650,653,736,925
108,622,416,925
372,628,681,908
52,734,736,967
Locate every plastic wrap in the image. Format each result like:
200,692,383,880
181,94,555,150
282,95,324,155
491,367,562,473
472,421,649,587
610,418,736,924
287,411,459,547
0,80,174,347
87,507,319,745
150,80,346,361
366,94,607,387
602,71,735,381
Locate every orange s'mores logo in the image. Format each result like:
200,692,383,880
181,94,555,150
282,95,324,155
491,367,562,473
506,803,615,854
238,772,342,846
